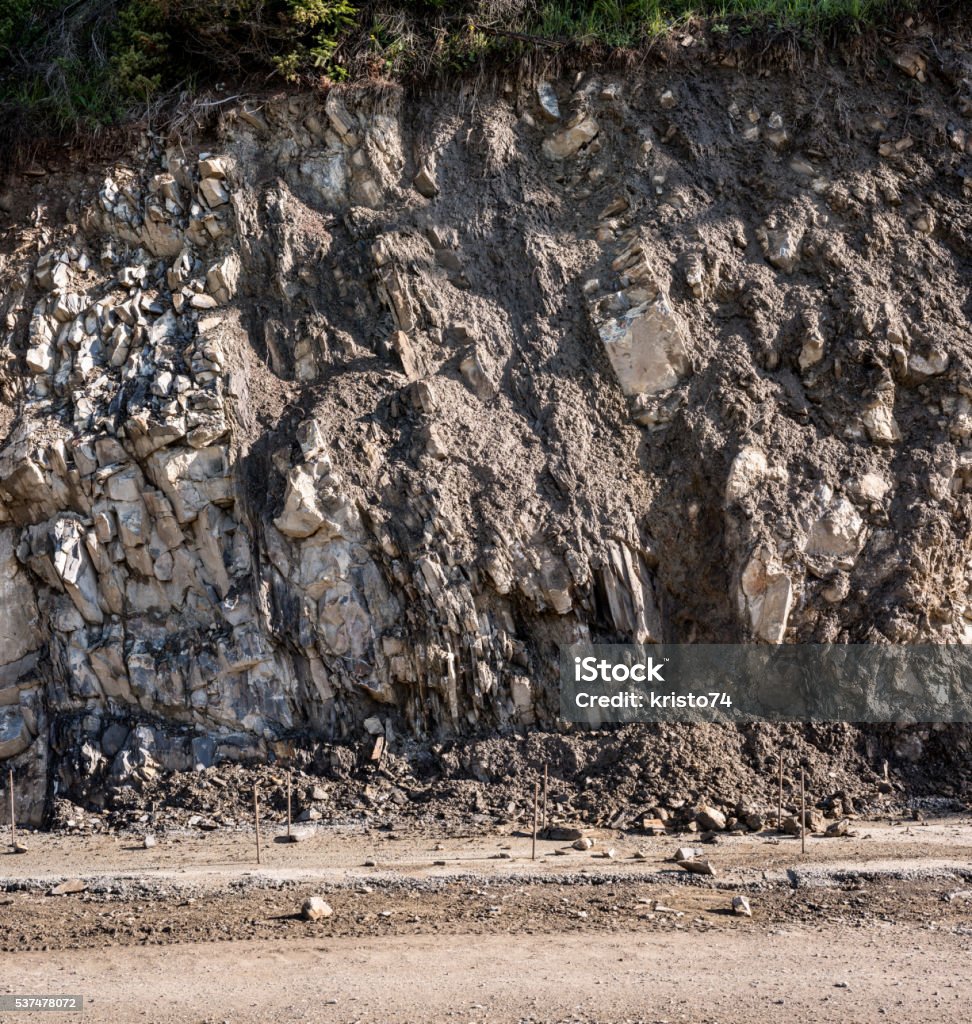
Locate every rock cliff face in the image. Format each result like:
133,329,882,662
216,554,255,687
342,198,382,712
1,55,971,822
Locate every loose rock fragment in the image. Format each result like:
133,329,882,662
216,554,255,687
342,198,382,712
542,116,599,160
695,804,727,832
892,51,927,82
825,818,851,838
732,895,752,917
536,82,560,121
413,165,438,198
781,815,804,837
199,178,229,207
678,859,717,877
48,879,87,896
544,826,584,842
301,896,334,921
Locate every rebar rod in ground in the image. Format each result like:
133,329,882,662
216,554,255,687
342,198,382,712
254,786,262,865
778,751,783,830
542,763,548,830
7,768,13,847
800,768,806,856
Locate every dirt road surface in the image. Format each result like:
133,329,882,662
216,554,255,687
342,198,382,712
2,816,971,1023
4,925,972,1024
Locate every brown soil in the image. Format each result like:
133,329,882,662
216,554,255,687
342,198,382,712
44,724,971,846
2,817,972,1022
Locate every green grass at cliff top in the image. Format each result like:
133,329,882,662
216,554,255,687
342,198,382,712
0,1,938,150
538,1,915,44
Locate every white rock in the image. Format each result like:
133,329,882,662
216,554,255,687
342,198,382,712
105,467,143,503
542,116,599,160
25,340,54,374
799,332,825,370
0,530,42,666
908,350,948,379
740,548,792,644
862,400,901,445
0,705,30,759
762,224,803,273
199,178,229,208
206,254,240,304
301,896,333,921
854,472,891,502
274,465,327,539
510,675,533,720
412,165,438,199
536,82,560,121
198,155,227,179
732,895,752,917
597,294,690,397
146,446,233,524
52,518,104,624
805,498,864,559
726,448,768,502
325,91,357,144
695,804,727,831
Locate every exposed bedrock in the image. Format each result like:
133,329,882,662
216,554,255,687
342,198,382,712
1,60,970,820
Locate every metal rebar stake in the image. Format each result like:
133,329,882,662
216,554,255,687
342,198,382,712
254,785,262,865
800,768,806,856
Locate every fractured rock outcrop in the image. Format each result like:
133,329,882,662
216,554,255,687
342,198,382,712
1,62,970,821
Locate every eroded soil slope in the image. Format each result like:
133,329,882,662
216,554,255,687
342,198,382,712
0,34,971,821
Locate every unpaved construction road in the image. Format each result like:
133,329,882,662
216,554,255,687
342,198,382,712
4,925,972,1024
2,816,971,1023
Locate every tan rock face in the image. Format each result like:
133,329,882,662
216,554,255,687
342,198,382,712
0,529,42,669
596,295,691,397
274,465,330,539
862,398,901,445
0,72,969,820
740,550,793,644
805,498,865,560
542,115,599,159
725,448,768,503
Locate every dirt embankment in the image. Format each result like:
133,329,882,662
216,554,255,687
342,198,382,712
0,22,970,828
